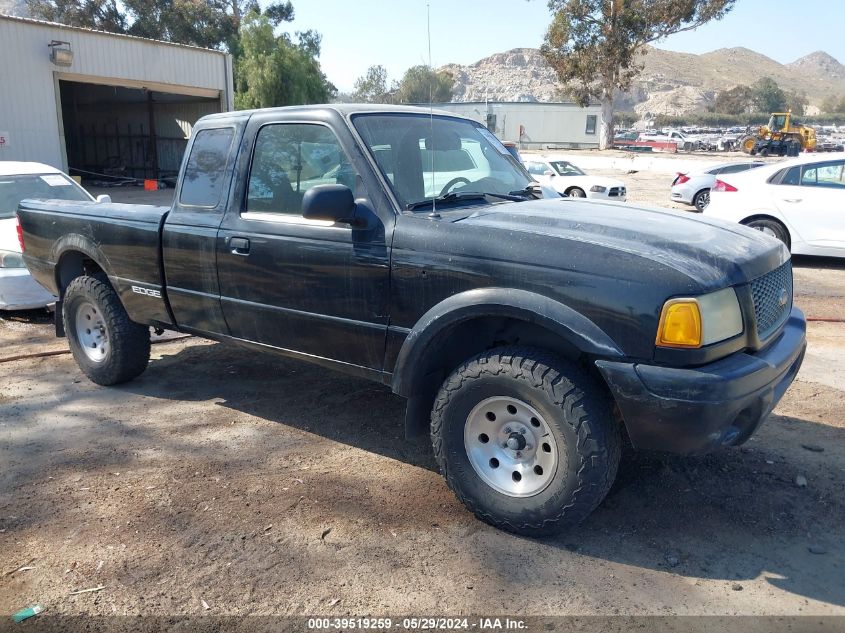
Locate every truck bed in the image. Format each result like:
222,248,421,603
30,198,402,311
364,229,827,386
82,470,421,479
17,199,173,328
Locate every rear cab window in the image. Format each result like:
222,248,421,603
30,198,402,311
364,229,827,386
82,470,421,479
179,127,236,208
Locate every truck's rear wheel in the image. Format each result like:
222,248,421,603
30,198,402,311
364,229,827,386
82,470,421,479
431,347,621,536
63,275,150,385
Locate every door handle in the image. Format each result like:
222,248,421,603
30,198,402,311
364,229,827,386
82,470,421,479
229,237,250,255
781,198,802,203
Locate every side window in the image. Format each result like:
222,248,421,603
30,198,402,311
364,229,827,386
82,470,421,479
179,128,235,208
779,166,801,186
525,162,548,176
720,164,753,175
585,115,597,135
246,124,358,215
801,162,845,188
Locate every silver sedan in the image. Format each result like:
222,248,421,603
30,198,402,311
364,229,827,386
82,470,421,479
670,161,764,211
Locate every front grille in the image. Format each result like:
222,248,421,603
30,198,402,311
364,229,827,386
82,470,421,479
609,187,626,197
750,261,793,340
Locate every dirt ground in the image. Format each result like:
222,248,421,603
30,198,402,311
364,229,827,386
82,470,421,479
1,172,844,624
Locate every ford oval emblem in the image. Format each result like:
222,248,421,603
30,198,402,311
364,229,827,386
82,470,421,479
778,288,788,307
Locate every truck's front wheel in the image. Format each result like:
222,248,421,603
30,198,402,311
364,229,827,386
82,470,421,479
63,275,150,385
431,347,620,536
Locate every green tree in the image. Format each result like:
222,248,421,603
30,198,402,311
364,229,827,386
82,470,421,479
784,90,807,116
751,77,786,113
541,0,735,149
27,0,294,53
820,94,845,114
234,11,335,109
352,65,390,103
25,0,126,31
714,85,754,115
394,65,454,104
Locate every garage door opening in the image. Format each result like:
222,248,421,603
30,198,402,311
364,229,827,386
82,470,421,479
58,80,221,186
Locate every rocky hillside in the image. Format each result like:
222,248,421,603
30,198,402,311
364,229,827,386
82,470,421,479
441,46,845,116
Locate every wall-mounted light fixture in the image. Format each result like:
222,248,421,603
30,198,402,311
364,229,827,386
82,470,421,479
48,40,73,66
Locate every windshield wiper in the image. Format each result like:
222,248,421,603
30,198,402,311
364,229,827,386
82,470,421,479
508,183,544,199
406,191,526,211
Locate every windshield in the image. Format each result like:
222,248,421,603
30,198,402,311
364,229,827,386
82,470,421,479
768,115,787,131
549,161,585,177
0,173,91,219
352,113,532,210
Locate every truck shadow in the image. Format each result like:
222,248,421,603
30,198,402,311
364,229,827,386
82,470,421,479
118,340,845,609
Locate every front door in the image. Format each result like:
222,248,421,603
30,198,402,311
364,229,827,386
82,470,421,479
216,119,392,371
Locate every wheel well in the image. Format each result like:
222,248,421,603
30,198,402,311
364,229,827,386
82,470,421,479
401,316,604,437
565,186,585,195
739,214,791,249
56,251,105,296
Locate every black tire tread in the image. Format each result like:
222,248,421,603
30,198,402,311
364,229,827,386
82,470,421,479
431,346,621,535
63,275,150,385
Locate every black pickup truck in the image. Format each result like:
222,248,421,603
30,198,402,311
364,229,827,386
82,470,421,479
17,105,806,535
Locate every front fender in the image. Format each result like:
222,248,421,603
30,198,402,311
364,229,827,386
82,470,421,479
391,287,623,397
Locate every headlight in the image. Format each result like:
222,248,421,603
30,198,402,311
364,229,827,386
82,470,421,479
656,287,743,348
590,185,607,193
0,250,25,269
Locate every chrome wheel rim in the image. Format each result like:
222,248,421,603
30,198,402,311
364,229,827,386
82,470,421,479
75,301,109,363
754,225,777,238
464,396,559,497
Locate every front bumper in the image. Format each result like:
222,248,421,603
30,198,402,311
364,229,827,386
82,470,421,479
0,268,56,310
596,308,806,455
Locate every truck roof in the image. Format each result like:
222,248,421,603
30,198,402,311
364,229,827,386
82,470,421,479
199,103,464,122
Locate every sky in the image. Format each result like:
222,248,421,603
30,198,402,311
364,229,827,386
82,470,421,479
278,0,845,93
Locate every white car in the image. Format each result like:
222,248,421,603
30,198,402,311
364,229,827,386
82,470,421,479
671,161,764,211
0,162,99,310
523,156,627,201
704,153,845,257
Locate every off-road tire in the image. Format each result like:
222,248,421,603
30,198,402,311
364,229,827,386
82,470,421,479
692,188,710,212
431,346,621,536
63,275,150,385
744,218,791,250
566,187,586,198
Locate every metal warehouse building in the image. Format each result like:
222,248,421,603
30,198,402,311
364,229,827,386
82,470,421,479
434,101,603,150
0,14,233,182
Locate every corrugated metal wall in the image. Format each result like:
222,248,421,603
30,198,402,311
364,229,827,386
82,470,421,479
0,15,231,169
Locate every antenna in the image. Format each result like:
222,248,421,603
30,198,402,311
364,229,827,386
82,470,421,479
427,1,438,217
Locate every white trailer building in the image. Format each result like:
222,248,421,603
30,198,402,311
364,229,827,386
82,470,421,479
0,14,233,182
434,101,603,150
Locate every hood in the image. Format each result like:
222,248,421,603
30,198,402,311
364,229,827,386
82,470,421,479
454,199,788,288
0,217,21,253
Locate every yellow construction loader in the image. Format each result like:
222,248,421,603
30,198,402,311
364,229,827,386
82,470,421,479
739,112,817,156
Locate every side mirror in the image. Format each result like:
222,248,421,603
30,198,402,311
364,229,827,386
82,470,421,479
301,184,356,224
543,170,555,177
95,194,112,204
